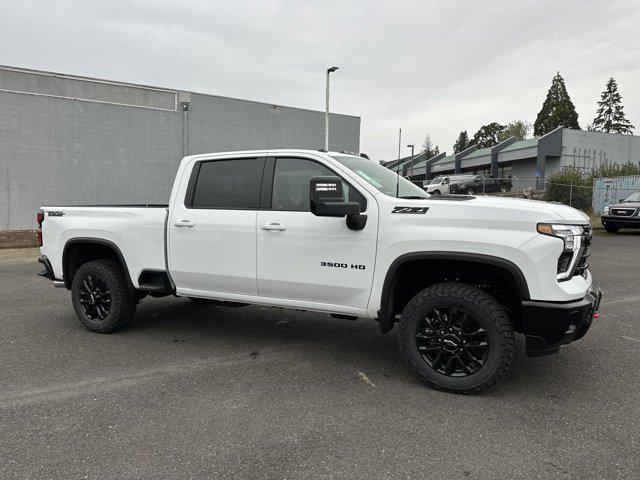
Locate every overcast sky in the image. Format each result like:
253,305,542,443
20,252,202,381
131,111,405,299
1,0,638,161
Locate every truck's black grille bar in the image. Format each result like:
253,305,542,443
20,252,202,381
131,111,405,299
574,225,593,278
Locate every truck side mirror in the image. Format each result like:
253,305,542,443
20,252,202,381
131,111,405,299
309,176,367,230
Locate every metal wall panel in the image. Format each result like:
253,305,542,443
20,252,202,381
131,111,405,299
593,175,640,214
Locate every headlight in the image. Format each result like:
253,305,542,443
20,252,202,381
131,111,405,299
537,224,585,280
603,206,610,215
537,224,583,250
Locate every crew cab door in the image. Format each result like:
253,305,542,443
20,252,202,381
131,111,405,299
168,156,265,297
256,156,378,313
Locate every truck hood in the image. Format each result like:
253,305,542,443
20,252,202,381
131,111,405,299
463,196,590,223
398,194,589,224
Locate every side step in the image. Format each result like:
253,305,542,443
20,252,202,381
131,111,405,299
138,270,174,296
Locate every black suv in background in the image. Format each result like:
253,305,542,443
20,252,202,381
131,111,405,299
601,191,640,233
449,174,512,195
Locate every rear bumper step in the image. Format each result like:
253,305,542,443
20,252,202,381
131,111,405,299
37,255,55,281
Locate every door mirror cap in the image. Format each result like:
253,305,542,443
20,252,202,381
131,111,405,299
310,176,360,217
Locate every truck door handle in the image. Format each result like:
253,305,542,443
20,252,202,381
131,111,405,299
173,219,195,228
261,223,287,231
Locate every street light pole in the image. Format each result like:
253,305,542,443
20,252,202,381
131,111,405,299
325,66,339,151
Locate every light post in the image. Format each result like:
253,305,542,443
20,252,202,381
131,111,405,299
325,66,339,151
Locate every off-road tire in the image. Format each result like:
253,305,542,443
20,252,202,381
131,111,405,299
397,282,514,393
71,259,137,333
604,225,619,233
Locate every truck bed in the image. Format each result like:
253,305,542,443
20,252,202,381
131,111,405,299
40,205,168,288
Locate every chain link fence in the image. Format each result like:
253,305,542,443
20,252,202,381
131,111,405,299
459,176,640,213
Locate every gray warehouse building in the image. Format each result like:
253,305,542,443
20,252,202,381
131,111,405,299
387,128,640,190
0,65,360,230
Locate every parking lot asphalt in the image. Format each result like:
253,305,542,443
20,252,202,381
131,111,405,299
1,233,639,480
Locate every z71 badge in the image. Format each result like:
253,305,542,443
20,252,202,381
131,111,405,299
391,206,429,214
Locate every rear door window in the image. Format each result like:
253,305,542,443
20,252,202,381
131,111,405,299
189,158,265,209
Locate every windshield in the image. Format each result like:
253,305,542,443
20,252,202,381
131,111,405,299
429,177,444,185
331,155,428,199
623,192,640,203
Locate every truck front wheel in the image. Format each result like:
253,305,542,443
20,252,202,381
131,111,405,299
71,259,137,333
397,282,514,393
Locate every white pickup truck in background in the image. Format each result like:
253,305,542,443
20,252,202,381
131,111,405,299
37,149,601,393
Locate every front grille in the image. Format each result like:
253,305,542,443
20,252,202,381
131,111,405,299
611,208,637,217
574,225,593,278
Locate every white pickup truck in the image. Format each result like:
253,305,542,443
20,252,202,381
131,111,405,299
37,149,601,393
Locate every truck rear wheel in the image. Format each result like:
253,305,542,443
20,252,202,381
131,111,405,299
397,282,514,393
71,259,137,333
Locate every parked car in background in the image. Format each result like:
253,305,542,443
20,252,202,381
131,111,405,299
424,176,451,195
450,174,512,195
424,175,475,195
601,191,640,233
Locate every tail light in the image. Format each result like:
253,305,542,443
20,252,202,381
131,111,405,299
36,210,45,246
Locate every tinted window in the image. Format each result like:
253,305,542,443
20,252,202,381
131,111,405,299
191,158,264,209
330,155,427,199
272,158,365,212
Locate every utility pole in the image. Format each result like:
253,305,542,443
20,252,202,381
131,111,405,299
325,66,339,151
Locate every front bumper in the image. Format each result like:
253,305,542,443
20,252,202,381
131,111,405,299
521,282,602,356
601,215,640,229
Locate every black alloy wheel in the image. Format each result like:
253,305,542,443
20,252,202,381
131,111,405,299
78,274,112,321
71,259,137,333
415,307,489,377
397,282,514,393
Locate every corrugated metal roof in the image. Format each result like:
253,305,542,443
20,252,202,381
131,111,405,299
500,138,538,152
462,147,492,159
432,154,456,165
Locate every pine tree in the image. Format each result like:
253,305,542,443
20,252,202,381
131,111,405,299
421,134,439,158
591,77,634,134
453,131,470,153
534,72,580,136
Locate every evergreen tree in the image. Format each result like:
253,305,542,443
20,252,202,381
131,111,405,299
591,77,634,134
534,72,580,136
453,131,470,153
421,134,440,158
471,122,505,149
